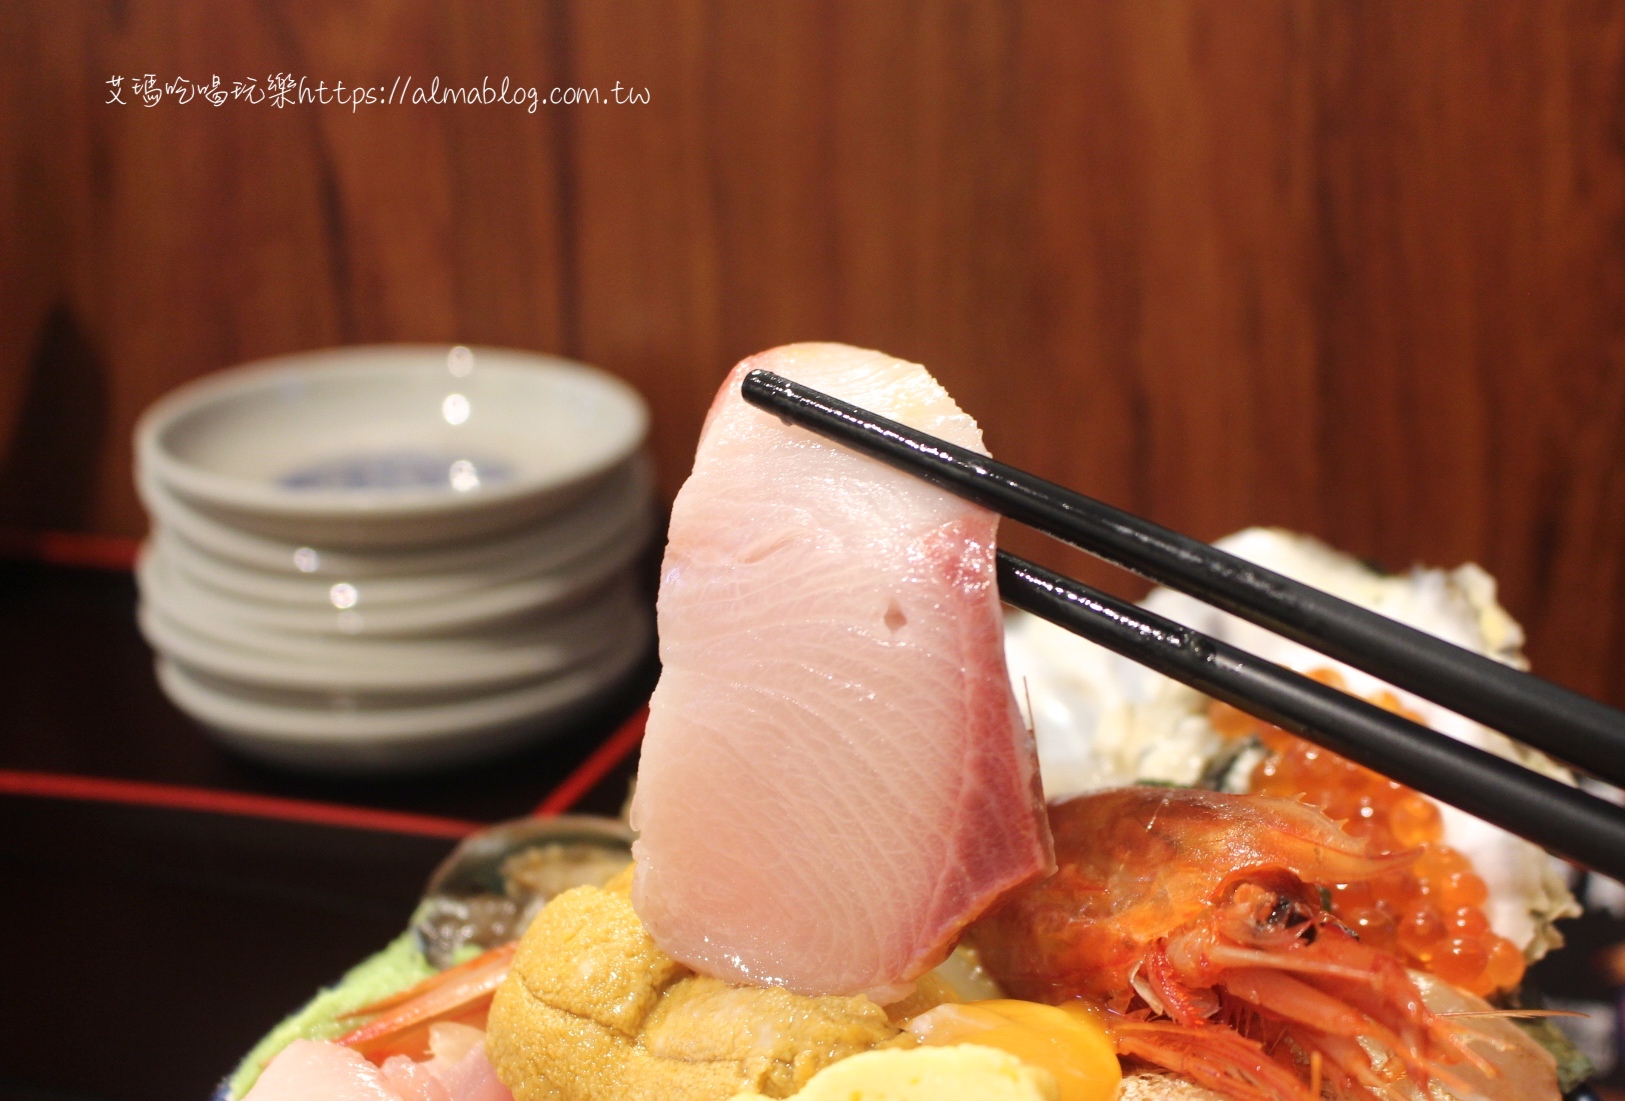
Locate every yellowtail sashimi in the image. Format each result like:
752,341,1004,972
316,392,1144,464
631,343,1053,998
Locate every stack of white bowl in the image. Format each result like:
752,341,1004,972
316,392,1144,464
133,345,655,773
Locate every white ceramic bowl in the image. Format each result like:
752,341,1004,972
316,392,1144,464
138,579,646,697
153,623,651,772
136,454,654,580
136,346,648,547
137,529,647,638
150,496,651,609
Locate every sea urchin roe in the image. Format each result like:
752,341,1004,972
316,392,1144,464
486,871,899,1101
1209,669,1524,997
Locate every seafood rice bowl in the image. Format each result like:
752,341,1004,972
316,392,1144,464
225,345,1597,1101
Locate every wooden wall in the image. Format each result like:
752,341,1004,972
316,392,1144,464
4,2,1624,706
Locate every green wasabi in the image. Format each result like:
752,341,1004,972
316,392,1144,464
226,931,436,1099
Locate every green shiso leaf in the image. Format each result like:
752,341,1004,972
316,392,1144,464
1514,1014,1594,1094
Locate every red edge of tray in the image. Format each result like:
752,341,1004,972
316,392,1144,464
0,706,650,834
0,527,143,571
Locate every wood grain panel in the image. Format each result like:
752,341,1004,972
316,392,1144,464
569,0,1034,504
1314,3,1625,702
3,0,1625,707
1018,2,1323,592
0,1,574,536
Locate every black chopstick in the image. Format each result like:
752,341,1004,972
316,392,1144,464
741,368,1625,790
997,552,1625,882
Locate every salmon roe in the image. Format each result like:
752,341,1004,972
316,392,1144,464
1209,668,1525,997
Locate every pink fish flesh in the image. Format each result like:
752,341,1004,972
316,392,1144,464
420,1037,514,1101
381,1056,451,1101
245,1035,513,1101
630,342,1052,998
243,1041,402,1101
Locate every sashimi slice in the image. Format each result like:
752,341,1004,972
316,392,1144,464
382,1056,451,1101
245,1036,514,1101
244,1040,404,1101
630,342,1052,998
425,1035,516,1101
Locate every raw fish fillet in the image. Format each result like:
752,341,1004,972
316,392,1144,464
383,1046,513,1101
246,1037,513,1101
421,1039,514,1101
381,1056,451,1101
631,343,1052,998
244,1041,403,1101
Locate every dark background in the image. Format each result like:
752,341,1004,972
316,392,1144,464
3,2,1624,708
0,562,649,1101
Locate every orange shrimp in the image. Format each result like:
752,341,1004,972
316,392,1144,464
337,941,515,1063
970,787,1492,1101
